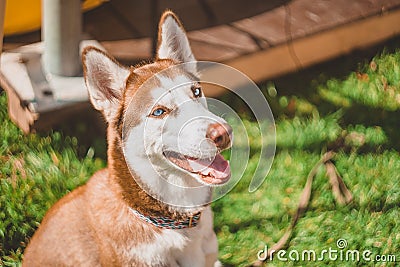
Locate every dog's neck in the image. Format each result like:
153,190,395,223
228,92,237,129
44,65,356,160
107,126,207,221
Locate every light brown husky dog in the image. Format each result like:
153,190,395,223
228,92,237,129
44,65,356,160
23,11,232,267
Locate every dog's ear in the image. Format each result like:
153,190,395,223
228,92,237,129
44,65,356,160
157,11,196,73
82,46,130,122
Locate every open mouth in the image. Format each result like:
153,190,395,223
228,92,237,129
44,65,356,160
163,151,231,185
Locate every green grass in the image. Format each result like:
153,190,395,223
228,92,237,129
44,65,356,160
1,50,400,266
318,52,400,111
0,95,105,265
214,150,399,266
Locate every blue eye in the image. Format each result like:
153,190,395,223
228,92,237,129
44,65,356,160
192,86,202,98
152,108,166,117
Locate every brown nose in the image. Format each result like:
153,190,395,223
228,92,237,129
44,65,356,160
206,123,233,150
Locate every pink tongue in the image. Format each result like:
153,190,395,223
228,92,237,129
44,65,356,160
188,154,230,179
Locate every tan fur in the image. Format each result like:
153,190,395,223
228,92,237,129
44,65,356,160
23,169,160,266
23,60,193,266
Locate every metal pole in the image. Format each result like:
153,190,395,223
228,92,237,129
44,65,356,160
0,0,6,66
42,0,82,76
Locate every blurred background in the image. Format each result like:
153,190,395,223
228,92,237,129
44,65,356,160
1,1,399,266
1,0,399,136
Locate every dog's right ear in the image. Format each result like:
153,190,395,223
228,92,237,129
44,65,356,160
82,46,130,122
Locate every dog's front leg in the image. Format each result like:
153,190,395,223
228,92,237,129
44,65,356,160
177,245,206,267
205,252,221,267
201,208,221,267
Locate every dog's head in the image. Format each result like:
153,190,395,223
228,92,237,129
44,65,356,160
82,11,232,207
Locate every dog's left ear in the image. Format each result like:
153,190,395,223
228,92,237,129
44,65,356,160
157,11,196,73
